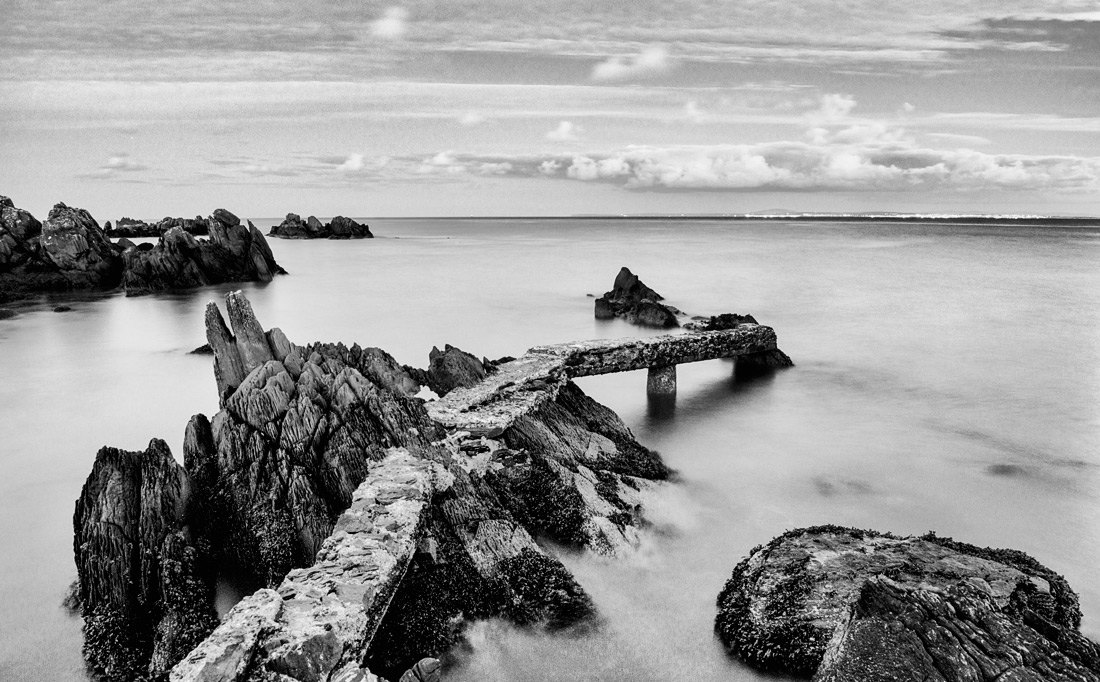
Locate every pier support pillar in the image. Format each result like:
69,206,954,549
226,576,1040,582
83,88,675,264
646,364,677,397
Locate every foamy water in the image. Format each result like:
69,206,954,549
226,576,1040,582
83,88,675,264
0,219,1097,680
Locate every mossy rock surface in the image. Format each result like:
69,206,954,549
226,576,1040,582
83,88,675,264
716,525,1097,680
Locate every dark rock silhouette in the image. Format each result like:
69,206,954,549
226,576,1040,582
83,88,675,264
594,267,679,327
269,213,373,239
73,439,216,681
424,344,487,396
716,526,1100,681
122,211,285,295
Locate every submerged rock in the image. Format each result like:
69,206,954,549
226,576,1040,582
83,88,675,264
715,526,1100,681
122,211,285,295
594,266,679,327
269,213,373,240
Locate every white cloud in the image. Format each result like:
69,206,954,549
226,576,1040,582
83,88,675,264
336,154,365,172
402,133,1100,194
813,93,857,122
546,120,581,141
683,100,704,123
103,154,148,172
591,45,671,82
370,7,408,40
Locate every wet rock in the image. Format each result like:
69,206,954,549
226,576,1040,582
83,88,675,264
425,344,487,396
189,343,213,355
0,194,44,271
107,217,158,238
0,308,16,319
715,526,1100,681
73,439,216,681
269,213,320,239
594,267,679,327
398,658,442,682
53,305,72,312
122,210,285,295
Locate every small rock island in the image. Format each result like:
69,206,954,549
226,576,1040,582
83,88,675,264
269,213,374,239
716,525,1100,681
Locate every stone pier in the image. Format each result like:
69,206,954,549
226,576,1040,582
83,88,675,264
426,323,790,433
646,365,677,396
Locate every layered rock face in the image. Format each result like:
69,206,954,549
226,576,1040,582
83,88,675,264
270,213,373,240
594,266,680,327
122,210,285,295
715,526,1100,681
75,291,670,681
1,197,125,299
73,439,217,681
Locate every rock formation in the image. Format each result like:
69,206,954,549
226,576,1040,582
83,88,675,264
1,196,279,301
73,439,217,681
75,291,669,681
423,344,488,397
715,526,1100,681
0,197,126,300
122,211,285,295
594,266,679,327
270,213,373,240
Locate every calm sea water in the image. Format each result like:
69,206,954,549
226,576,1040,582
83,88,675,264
0,219,1097,681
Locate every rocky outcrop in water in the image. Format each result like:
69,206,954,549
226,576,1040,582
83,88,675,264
269,213,373,240
122,210,285,295
715,526,1100,681
73,439,217,682
0,197,126,300
1,197,281,301
76,291,668,681
594,266,679,327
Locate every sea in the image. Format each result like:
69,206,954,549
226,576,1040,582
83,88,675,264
0,218,1097,680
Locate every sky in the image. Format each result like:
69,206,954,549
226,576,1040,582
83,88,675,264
1,0,1099,218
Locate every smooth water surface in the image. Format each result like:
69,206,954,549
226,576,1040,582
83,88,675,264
1,219,1097,680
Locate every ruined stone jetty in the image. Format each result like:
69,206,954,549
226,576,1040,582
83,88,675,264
426,324,787,434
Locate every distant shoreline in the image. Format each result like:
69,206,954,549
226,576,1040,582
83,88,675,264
290,214,1100,226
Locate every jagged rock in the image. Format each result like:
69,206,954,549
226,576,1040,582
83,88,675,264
122,210,285,295
715,526,1100,681
398,658,441,682
424,344,487,396
269,214,373,240
0,194,44,271
77,292,675,680
73,439,216,681
594,267,679,328
41,202,124,287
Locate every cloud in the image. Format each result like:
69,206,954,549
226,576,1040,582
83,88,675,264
404,131,1100,194
924,132,991,147
546,120,581,141
370,7,408,40
813,93,857,122
591,45,671,82
103,154,148,172
336,154,365,172
683,100,704,123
